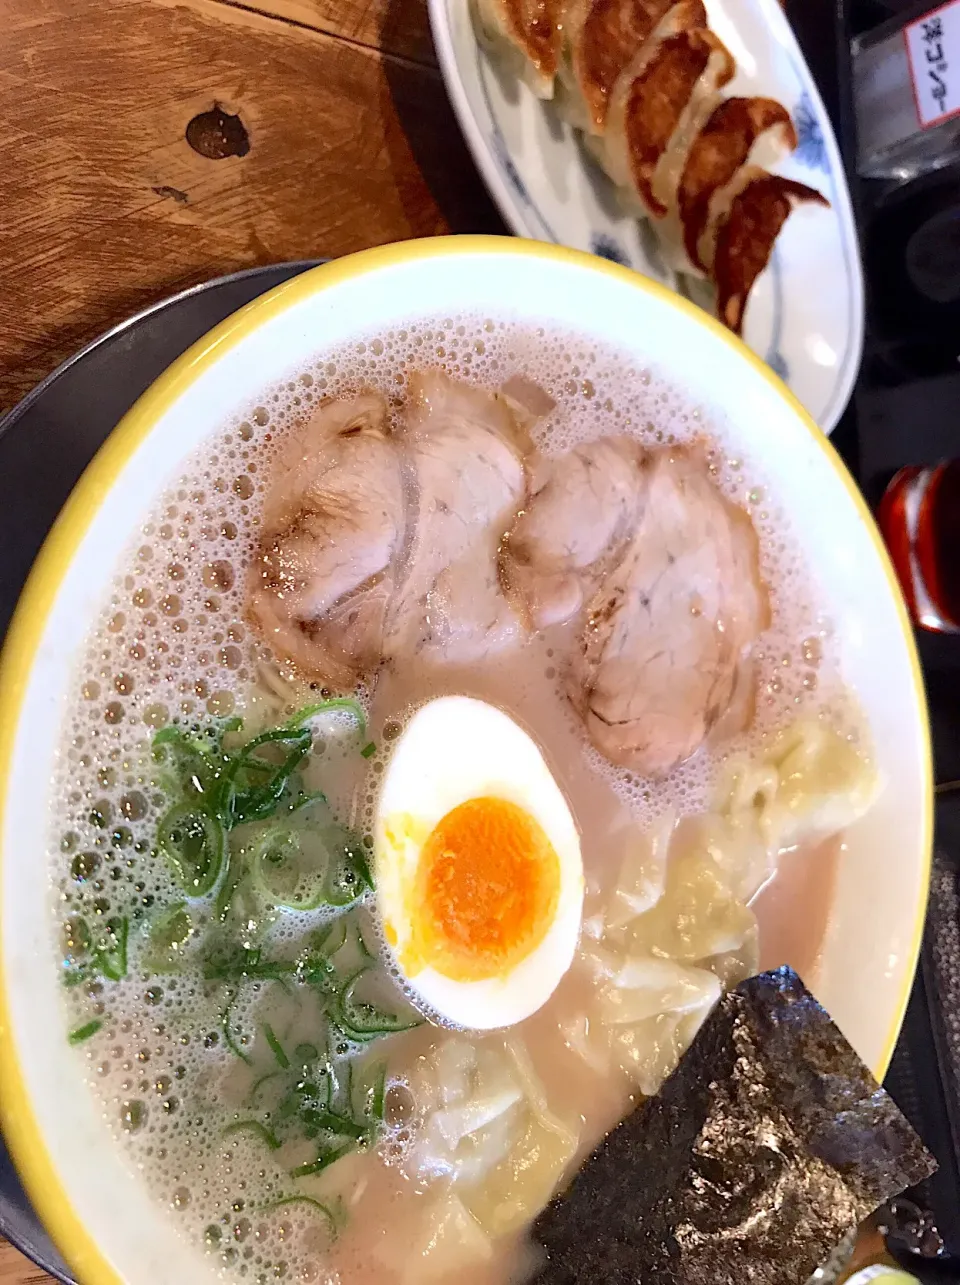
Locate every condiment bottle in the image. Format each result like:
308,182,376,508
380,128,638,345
878,462,960,633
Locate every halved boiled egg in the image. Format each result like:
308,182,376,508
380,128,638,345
374,696,584,1029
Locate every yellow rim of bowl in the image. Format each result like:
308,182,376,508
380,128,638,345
0,235,933,1285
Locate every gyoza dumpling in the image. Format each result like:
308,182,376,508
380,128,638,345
560,0,688,133
709,168,829,333
603,17,734,218
676,96,796,274
473,0,570,97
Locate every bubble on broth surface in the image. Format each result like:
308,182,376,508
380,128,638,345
50,313,837,1282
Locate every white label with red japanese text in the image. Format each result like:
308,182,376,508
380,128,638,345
905,0,960,127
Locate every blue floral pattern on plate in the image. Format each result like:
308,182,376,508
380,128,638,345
793,90,828,172
590,234,631,267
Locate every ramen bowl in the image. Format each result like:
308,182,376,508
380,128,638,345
0,237,932,1285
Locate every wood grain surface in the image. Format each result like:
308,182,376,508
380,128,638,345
0,0,501,413
0,1241,53,1285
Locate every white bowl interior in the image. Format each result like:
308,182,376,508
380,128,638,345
0,241,930,1284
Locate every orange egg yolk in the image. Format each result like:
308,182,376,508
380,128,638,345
407,796,561,983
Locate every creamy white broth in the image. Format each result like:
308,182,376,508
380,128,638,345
50,314,861,1285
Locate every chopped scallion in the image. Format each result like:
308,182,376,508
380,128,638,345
263,1023,290,1070
260,1194,343,1237
68,1019,103,1045
221,986,252,1065
223,1120,281,1150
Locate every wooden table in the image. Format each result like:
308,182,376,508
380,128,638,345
0,0,503,417
0,0,499,1278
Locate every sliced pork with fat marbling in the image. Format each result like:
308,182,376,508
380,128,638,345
248,392,406,687
503,436,648,628
247,387,766,777
385,369,529,665
571,443,769,776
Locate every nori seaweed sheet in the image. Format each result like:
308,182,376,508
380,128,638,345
533,966,936,1284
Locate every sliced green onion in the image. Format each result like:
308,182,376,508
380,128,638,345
96,916,129,981
68,1019,103,1045
260,1195,341,1237
311,917,347,957
204,953,296,984
355,1060,387,1123
322,830,374,907
290,698,367,738
275,773,326,818
360,742,376,760
329,1054,353,1118
253,811,371,912
298,953,339,993
158,803,225,897
337,969,422,1039
213,845,244,924
152,726,222,803
337,914,374,965
144,902,192,973
301,1108,367,1141
254,826,329,911
221,986,252,1065
64,915,92,960
223,1120,281,1150
221,727,312,827
263,1023,290,1070
248,1070,284,1109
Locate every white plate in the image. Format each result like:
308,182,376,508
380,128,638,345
429,0,865,433
0,241,927,1285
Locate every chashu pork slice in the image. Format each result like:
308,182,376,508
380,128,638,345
503,436,648,629
570,443,769,777
248,392,407,688
385,369,529,666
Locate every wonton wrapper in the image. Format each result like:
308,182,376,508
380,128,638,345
409,1036,580,1239
604,811,676,927
626,839,756,961
567,816,758,1095
709,715,880,901
461,1040,579,1236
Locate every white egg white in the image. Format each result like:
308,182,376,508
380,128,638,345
374,696,584,1029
